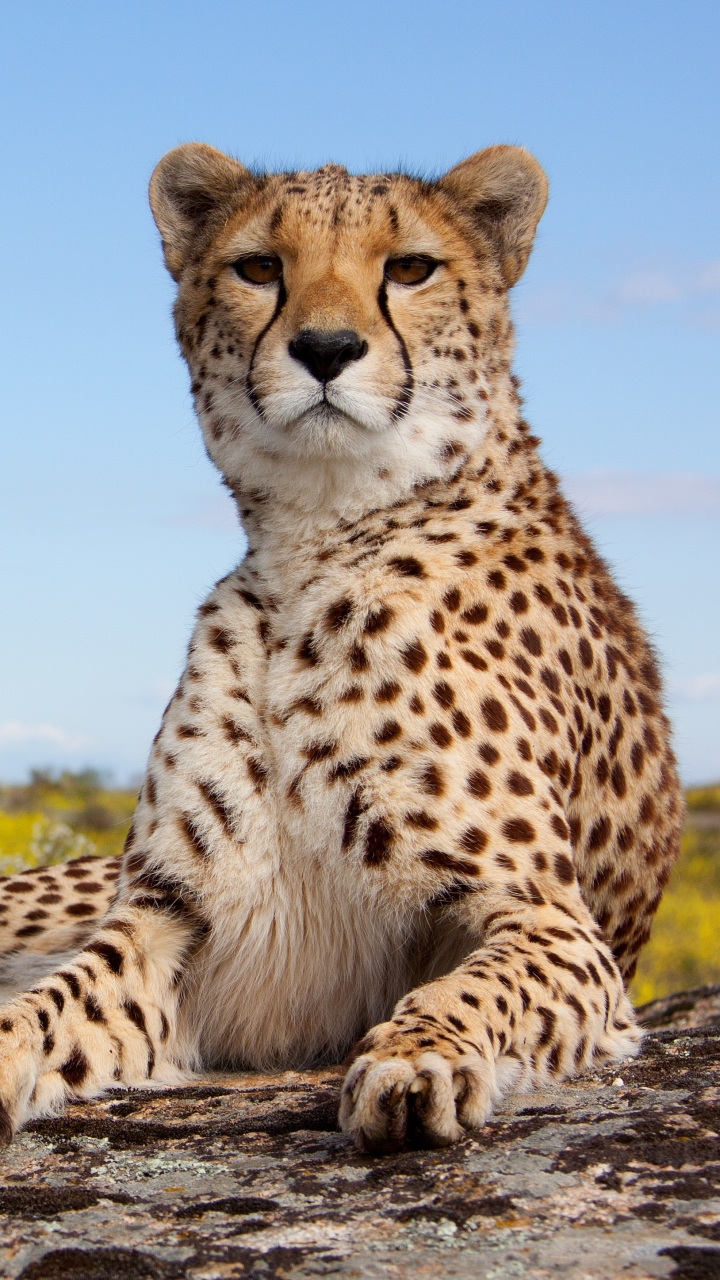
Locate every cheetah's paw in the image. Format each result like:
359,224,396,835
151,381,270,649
339,1039,506,1153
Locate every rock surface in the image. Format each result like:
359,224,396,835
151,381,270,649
0,988,719,1280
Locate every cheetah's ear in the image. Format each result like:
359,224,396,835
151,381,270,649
439,146,548,288
149,144,253,281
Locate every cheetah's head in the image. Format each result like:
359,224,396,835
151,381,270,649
150,144,547,509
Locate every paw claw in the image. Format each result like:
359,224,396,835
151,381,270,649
385,1081,407,1109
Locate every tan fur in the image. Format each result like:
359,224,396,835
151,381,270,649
0,144,681,1151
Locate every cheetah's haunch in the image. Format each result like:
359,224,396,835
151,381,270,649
0,144,681,1152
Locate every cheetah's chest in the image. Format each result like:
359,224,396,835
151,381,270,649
254,560,491,889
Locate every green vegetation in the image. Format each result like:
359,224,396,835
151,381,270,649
685,782,720,812
0,769,135,875
631,815,720,1004
0,770,718,1006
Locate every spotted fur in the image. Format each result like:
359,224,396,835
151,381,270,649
0,144,681,1151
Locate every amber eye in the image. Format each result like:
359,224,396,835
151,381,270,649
385,256,438,286
233,255,283,285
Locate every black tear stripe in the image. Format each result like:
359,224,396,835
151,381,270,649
377,281,414,420
245,281,288,418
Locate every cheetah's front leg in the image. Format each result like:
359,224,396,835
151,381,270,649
0,892,198,1141
340,895,641,1153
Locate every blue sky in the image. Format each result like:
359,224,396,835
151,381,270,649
1,0,718,784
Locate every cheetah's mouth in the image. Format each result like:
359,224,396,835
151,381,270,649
260,385,395,442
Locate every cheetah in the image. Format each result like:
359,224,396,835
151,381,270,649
0,143,682,1152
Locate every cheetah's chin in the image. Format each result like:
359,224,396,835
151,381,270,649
283,401,387,447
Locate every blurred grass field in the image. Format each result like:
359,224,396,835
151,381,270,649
1,770,718,1006
0,770,135,877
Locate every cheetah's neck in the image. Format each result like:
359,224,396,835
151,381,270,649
228,377,537,590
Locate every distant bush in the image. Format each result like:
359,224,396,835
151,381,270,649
685,783,720,812
0,816,97,877
0,769,135,867
631,818,720,1004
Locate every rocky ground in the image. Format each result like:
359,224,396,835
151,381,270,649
0,987,718,1280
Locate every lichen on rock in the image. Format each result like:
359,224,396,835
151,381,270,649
0,988,718,1279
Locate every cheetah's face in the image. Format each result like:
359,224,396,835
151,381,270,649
150,145,547,493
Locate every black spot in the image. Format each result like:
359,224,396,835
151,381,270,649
389,556,425,578
579,638,593,669
122,1000,156,1076
503,818,535,843
297,633,319,664
57,972,81,999
419,763,445,796
429,722,452,748
432,681,455,709
452,709,472,737
349,643,369,672
197,779,236,833
520,628,542,657
507,771,533,796
209,627,234,654
459,827,488,854
328,756,371,781
326,597,353,630
247,757,268,790
551,814,569,840
461,649,488,670
587,817,612,851
238,589,263,610
303,740,338,763
364,604,395,634
420,849,479,876
84,994,106,1023
406,810,438,830
364,818,394,865
554,853,575,883
375,719,402,744
400,640,428,672
130,868,205,932
343,789,366,849
85,940,124,975
460,603,488,625
60,1047,89,1087
467,770,491,799
180,814,212,859
375,681,401,703
481,698,508,732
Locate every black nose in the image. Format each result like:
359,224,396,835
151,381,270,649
288,328,368,383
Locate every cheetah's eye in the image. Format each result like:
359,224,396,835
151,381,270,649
385,256,438,286
233,255,283,285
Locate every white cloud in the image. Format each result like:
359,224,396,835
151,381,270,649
0,722,86,748
564,470,720,517
670,675,720,702
518,257,720,328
